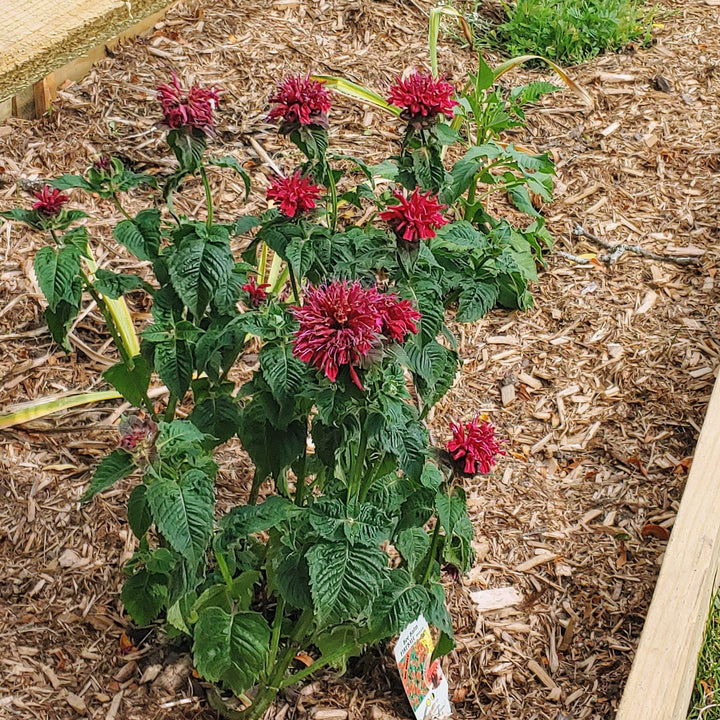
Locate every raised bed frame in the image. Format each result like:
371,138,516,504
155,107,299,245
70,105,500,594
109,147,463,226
617,372,720,719
0,0,174,120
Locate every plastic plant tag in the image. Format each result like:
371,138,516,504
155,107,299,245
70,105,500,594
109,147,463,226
394,615,452,720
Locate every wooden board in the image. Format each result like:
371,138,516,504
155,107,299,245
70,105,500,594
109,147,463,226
0,0,172,104
616,372,720,720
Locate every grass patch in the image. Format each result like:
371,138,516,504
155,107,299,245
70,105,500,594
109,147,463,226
690,590,720,719
472,0,653,65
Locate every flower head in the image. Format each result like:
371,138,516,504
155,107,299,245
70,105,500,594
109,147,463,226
118,413,158,455
157,72,222,134
387,71,458,126
379,188,448,242
267,171,322,218
447,417,505,476
242,276,271,307
291,281,420,389
93,155,112,172
268,74,332,130
32,185,69,216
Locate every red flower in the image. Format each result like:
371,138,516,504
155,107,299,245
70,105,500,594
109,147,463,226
387,71,458,124
267,171,322,218
379,188,448,242
374,292,421,341
447,417,505,476
32,185,69,216
242,276,270,307
157,72,222,134
291,281,420,389
268,74,332,128
93,155,112,172
118,413,158,454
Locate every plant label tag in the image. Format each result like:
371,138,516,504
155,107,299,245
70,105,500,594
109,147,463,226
394,615,452,720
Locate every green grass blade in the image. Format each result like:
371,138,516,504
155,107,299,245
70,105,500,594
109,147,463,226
429,5,471,77
0,390,122,430
312,76,401,116
493,55,594,108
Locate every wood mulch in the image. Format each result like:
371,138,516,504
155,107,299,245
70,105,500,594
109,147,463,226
1,0,719,718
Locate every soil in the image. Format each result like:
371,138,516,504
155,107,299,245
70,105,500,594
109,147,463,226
1,0,719,719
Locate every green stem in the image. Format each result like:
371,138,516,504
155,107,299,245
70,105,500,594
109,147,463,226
294,449,307,507
112,195,134,223
348,421,368,504
421,518,443,586
288,265,300,304
215,551,233,590
265,597,286,679
248,472,264,505
164,394,178,422
200,166,214,229
324,160,338,232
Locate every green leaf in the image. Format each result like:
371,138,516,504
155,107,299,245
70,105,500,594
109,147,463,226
45,298,80,352
188,394,241,444
52,174,93,191
102,356,151,407
435,487,467,538
150,325,194,399
396,528,431,573
61,226,90,258
456,280,500,322
94,269,152,299
146,470,215,565
259,343,307,410
268,543,312,609
307,539,387,623
373,569,431,636
192,607,270,696
113,210,161,262
313,625,363,673
81,448,135,501
431,629,455,662
233,215,262,235
34,245,81,312
168,128,207,174
426,581,453,636
122,569,168,626
127,484,152,538
420,462,444,492
209,155,251,198
169,225,234,318
218,496,301,545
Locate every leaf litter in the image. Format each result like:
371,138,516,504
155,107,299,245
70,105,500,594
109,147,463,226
0,0,719,717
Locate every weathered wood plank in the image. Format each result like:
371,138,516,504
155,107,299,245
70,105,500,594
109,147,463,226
0,0,172,103
616,372,720,720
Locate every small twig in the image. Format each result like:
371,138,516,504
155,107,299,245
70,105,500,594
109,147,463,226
573,223,702,267
555,250,596,267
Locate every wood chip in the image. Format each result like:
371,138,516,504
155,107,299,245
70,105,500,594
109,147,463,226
515,552,558,573
66,693,87,713
527,659,559,690
470,586,523,612
501,384,516,406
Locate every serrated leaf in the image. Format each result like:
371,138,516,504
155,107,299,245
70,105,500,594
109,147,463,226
153,332,194,399
193,607,270,695
45,298,80,352
168,128,207,174
34,245,81,312
420,462,444,492
146,470,215,565
102,356,151,407
373,569,431,636
61,226,90,258
169,226,234,318
307,539,387,623
187,394,241,444
396,528,431,573
456,280,500,322
259,342,306,410
113,210,161,261
268,543,312,609
127,484,152,538
218,496,301,545
81,448,135,501
233,215,261,235
435,487,467,538
209,155,251,198
52,174,93,191
94,269,151,299
122,569,168,625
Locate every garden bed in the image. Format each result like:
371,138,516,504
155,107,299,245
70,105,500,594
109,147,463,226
1,0,719,718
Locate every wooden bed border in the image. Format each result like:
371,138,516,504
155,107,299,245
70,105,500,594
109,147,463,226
0,2,175,121
617,371,720,719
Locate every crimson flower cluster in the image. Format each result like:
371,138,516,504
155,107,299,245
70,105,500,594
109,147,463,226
242,276,270,307
157,72,222,134
267,171,322,218
379,188,448,243
387,71,458,127
33,185,68,216
93,155,112,173
268,74,332,130
292,280,420,389
446,417,505,476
